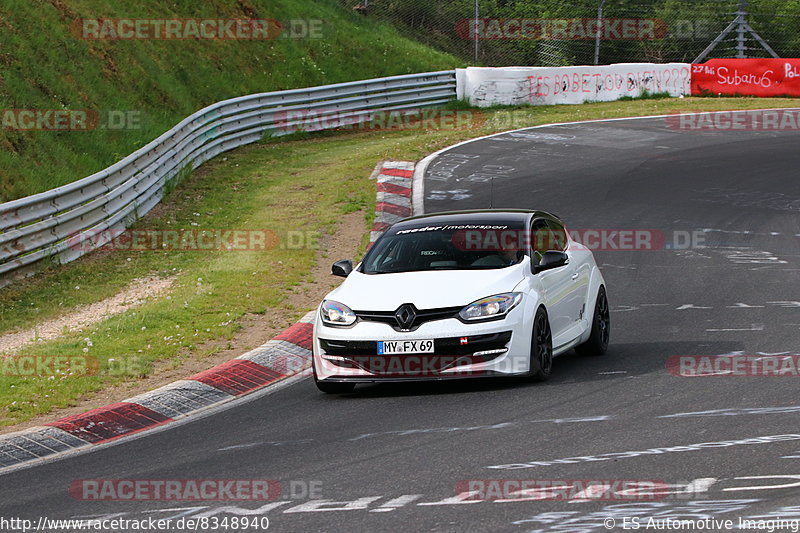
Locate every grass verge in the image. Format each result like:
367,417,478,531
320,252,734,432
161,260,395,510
0,0,461,201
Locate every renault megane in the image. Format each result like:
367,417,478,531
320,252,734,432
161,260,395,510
312,209,609,393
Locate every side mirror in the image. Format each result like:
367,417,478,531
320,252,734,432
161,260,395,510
533,251,569,274
331,259,353,277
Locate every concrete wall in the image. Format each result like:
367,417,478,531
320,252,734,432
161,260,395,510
457,64,691,107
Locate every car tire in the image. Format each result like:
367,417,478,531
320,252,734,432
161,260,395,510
575,286,610,356
529,307,553,382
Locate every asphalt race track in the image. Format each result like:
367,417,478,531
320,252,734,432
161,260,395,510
2,112,800,532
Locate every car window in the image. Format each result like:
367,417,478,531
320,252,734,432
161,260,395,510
361,224,525,274
529,219,552,263
366,235,407,272
546,219,568,251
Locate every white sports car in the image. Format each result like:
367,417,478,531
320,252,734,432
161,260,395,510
312,209,609,393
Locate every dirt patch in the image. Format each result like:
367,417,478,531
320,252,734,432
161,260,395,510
0,276,175,356
1,209,367,434
285,214,367,311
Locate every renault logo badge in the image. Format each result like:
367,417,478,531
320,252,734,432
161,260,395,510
395,304,417,330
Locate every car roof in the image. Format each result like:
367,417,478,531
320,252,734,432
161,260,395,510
395,209,559,229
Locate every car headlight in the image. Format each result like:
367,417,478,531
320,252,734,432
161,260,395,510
459,293,522,322
320,300,357,326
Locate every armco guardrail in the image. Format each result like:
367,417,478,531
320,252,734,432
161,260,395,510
0,71,456,287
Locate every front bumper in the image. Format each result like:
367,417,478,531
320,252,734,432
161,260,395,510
313,306,532,381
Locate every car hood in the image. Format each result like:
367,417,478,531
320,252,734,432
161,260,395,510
325,265,526,311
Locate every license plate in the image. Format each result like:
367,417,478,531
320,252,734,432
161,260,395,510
378,339,434,355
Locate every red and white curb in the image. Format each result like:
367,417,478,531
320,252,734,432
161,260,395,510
0,312,314,471
369,161,415,248
0,159,416,473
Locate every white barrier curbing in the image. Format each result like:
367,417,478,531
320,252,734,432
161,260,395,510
458,64,691,107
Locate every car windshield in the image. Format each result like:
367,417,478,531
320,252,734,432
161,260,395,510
360,224,526,274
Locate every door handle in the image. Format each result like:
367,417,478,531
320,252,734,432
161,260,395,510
571,273,579,281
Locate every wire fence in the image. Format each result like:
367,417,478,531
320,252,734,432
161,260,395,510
342,0,800,66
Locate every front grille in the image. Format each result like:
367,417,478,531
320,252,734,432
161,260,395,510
320,331,512,358
354,306,461,331
318,330,512,376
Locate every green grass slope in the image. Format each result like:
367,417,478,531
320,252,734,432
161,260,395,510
0,0,461,202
